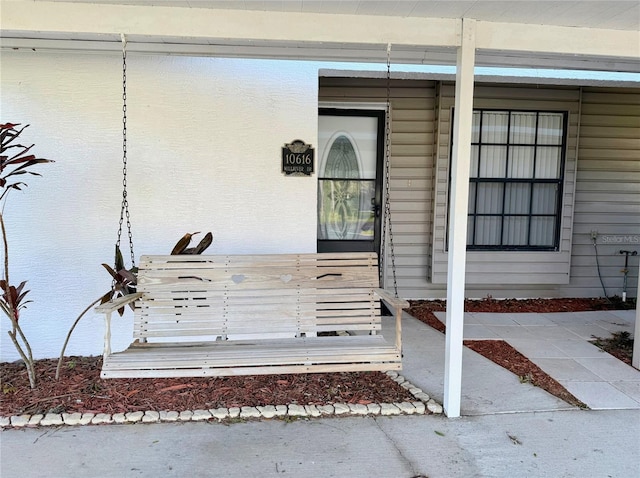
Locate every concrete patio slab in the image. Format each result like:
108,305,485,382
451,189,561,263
542,312,596,324
575,356,640,381
560,323,614,340
550,339,611,358
397,314,572,416
556,311,610,321
521,325,585,340
459,312,483,324
416,309,639,410
531,358,604,382
505,339,569,359
511,313,557,326
458,324,501,340
469,313,520,326
485,325,537,340
607,309,636,321
593,319,635,334
559,381,640,409
611,381,640,404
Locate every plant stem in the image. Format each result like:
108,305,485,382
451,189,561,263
7,330,36,387
56,296,102,380
1,212,9,290
0,211,37,388
15,319,35,366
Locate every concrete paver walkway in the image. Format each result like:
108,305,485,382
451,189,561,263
391,314,573,416
433,309,640,410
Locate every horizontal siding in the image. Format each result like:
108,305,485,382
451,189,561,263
578,92,640,105
569,87,640,300
431,83,580,286
579,151,638,161
319,78,436,296
576,178,640,192
578,170,640,181
579,125,639,139
580,104,638,116
579,137,640,150
319,79,639,300
574,201,639,213
580,115,638,127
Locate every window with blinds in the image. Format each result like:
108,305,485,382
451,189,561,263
465,109,568,251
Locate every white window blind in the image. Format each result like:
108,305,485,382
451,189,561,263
465,110,567,250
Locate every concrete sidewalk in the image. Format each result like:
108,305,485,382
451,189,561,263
2,311,639,477
2,409,638,477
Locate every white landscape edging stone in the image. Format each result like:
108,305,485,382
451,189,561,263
0,372,442,428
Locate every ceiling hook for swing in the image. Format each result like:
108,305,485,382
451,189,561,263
121,33,127,49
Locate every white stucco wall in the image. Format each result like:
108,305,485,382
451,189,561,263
1,51,319,361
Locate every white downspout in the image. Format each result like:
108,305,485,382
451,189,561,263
444,18,476,418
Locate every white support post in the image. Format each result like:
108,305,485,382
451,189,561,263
633,265,639,370
443,18,476,418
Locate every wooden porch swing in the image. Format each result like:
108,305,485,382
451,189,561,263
95,39,407,379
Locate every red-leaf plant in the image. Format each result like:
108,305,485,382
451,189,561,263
0,123,54,388
0,280,32,322
56,233,211,379
55,245,138,380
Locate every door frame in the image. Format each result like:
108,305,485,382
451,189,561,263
317,106,387,255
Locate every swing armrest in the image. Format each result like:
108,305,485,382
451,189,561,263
375,288,409,313
95,292,143,314
375,288,407,353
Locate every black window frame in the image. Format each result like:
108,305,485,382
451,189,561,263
450,108,568,252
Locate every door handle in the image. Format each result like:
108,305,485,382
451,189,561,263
372,204,381,217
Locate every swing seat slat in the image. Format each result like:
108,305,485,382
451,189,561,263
95,252,406,378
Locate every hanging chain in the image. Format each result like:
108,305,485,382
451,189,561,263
379,45,388,287
116,34,136,268
381,43,398,297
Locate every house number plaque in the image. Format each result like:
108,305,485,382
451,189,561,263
282,139,314,176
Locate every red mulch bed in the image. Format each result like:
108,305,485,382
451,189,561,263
407,297,634,318
406,297,634,333
2,297,634,417
0,358,416,417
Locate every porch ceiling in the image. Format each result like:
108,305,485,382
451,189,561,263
2,0,639,72
32,0,640,31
